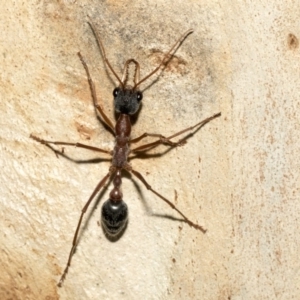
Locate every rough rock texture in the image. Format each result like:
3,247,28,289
1,1,299,299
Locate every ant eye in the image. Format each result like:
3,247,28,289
136,91,143,102
113,88,119,97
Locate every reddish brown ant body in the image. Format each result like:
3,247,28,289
30,21,221,286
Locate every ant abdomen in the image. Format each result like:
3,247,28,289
101,199,128,235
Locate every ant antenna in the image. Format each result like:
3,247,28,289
87,19,124,87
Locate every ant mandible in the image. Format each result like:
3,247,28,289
30,20,221,287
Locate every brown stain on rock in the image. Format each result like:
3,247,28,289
0,247,59,300
74,121,94,140
148,49,189,76
287,33,299,50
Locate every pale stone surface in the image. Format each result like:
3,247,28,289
1,1,299,299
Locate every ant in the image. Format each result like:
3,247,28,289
30,21,221,287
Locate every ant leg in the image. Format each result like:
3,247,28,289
78,52,115,134
87,20,123,86
130,132,186,147
131,112,221,153
126,165,206,233
58,171,112,287
30,134,112,155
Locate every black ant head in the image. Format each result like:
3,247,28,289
113,86,143,115
88,21,193,116
101,199,128,236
